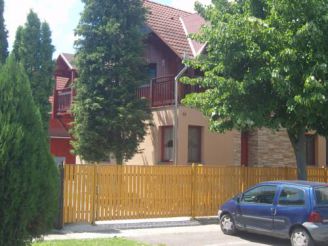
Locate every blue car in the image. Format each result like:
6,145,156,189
218,181,328,246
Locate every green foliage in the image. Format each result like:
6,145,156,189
0,57,59,246
0,0,8,64
183,0,328,179
13,10,55,131
72,0,152,164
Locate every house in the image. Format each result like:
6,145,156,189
49,0,327,167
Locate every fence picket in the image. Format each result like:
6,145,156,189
62,165,328,224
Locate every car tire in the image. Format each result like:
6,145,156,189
290,227,314,246
220,213,237,235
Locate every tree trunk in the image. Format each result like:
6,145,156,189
116,153,123,165
287,128,307,180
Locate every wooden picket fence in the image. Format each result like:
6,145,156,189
62,165,328,224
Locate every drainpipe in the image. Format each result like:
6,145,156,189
174,65,188,165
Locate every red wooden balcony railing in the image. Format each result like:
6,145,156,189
53,76,204,116
136,75,203,108
57,88,72,113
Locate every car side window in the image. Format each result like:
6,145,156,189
242,185,277,204
278,187,305,206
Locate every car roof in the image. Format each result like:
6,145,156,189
259,180,328,188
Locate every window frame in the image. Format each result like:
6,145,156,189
188,125,202,163
161,125,174,163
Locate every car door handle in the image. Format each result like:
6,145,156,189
271,208,277,216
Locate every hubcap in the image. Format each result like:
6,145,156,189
221,216,234,231
292,231,308,246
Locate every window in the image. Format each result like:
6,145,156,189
54,156,65,166
161,126,173,162
188,126,202,163
306,134,315,166
242,185,277,204
278,187,305,206
148,63,157,80
315,186,328,205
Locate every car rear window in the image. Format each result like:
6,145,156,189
314,186,328,205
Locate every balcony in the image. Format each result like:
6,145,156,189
53,76,203,116
136,75,203,108
53,88,72,115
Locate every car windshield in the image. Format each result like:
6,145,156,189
314,186,328,205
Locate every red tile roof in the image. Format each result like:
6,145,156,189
56,76,70,90
61,53,76,69
144,0,204,58
180,13,206,56
58,1,205,69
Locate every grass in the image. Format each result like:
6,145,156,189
32,237,151,246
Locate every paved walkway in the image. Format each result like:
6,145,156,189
45,217,218,241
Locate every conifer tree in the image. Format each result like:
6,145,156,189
13,11,55,130
72,0,151,164
0,0,8,64
0,57,58,246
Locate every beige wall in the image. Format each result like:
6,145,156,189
177,106,237,165
126,106,237,165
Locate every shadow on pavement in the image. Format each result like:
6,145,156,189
237,231,290,246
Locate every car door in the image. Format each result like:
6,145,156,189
273,186,308,238
237,185,278,233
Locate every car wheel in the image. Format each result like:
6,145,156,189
290,228,314,246
220,214,236,235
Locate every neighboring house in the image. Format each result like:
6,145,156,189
49,53,76,164
49,0,327,167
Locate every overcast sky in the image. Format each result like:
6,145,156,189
4,0,211,57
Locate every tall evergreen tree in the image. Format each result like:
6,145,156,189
0,57,58,246
13,10,55,130
183,0,328,180
0,0,8,64
72,0,151,164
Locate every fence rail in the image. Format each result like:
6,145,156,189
62,165,328,224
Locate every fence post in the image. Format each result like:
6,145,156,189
241,166,248,192
91,165,98,224
54,163,64,229
191,164,195,218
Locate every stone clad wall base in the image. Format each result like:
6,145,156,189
248,128,295,167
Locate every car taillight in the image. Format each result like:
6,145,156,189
308,211,322,223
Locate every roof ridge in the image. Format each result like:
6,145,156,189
143,0,193,15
